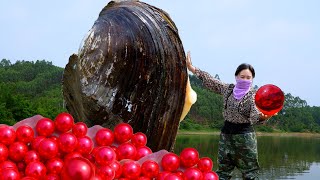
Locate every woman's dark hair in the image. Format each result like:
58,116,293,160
235,63,255,78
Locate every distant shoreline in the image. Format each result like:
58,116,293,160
177,131,320,137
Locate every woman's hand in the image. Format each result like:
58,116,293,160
186,51,196,74
259,112,277,122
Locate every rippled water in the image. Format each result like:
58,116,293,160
175,134,320,179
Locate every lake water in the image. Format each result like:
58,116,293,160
174,134,320,180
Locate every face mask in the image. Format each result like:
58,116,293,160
233,78,252,100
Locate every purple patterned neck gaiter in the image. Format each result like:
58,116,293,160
233,78,252,100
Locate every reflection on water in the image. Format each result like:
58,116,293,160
174,134,320,180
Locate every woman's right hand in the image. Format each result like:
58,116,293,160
186,51,196,74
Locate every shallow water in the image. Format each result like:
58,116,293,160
175,134,320,179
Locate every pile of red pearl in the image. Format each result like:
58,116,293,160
0,112,218,180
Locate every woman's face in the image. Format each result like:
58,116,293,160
237,69,253,80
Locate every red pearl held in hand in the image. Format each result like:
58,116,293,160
255,84,285,116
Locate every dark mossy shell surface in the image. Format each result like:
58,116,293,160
63,1,187,151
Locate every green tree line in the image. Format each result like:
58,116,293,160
1,59,320,133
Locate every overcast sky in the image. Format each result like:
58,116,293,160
1,0,319,106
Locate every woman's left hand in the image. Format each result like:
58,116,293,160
259,112,277,121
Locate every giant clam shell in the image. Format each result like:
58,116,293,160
62,0,187,151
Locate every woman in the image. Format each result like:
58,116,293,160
186,51,272,180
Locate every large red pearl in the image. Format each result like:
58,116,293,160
255,84,285,115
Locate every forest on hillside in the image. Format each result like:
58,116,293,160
1,59,320,133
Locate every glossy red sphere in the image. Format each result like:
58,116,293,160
16,125,34,143
76,136,93,155
136,146,152,160
131,132,147,147
38,138,59,159
161,153,180,172
164,173,183,180
96,165,115,180
116,142,137,160
94,146,117,166
0,167,20,180
0,125,16,145
183,168,203,180
95,128,114,146
61,157,94,180
180,148,199,168
141,160,159,178
64,152,83,162
157,171,170,180
9,142,28,162
197,157,213,172
25,161,47,179
36,118,55,137
46,158,64,175
0,160,17,169
58,132,78,153
122,160,141,179
24,150,40,164
109,161,122,179
72,122,88,137
0,143,9,162
255,84,285,115
114,123,133,143
54,112,74,133
203,171,219,180
31,136,45,150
